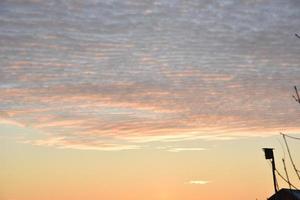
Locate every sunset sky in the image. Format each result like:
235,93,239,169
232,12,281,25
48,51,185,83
1,0,300,199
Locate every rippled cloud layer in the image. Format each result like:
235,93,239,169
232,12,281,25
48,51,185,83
1,0,300,150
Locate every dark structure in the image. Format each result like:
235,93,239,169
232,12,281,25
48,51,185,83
268,189,300,200
263,148,278,193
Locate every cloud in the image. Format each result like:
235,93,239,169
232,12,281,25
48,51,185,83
167,147,206,152
186,180,211,185
22,137,140,151
1,0,300,150
0,117,25,128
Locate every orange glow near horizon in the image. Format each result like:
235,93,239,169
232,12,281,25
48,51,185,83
1,123,300,200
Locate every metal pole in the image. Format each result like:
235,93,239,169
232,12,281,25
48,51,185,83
263,148,278,193
271,157,278,193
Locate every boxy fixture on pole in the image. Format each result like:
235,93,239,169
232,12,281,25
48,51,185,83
263,148,278,193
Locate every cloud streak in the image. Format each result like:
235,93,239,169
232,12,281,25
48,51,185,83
167,147,206,153
186,180,211,185
22,137,140,151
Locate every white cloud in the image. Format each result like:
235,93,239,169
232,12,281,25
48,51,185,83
186,180,211,185
167,147,206,152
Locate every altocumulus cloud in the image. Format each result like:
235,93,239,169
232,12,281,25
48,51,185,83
0,0,300,150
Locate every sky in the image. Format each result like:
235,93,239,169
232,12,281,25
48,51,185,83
1,0,300,199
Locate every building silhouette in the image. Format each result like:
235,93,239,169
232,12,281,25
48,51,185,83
268,189,300,200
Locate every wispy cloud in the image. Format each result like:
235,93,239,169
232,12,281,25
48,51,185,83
186,180,211,185
0,117,25,128
167,147,206,153
22,137,140,151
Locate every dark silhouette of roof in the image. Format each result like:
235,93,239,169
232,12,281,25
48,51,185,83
268,189,300,200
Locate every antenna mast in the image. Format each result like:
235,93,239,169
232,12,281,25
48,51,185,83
263,148,278,193
293,86,300,104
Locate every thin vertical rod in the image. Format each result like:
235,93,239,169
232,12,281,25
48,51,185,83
271,157,278,193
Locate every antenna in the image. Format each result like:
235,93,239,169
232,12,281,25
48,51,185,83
282,158,291,189
293,86,300,104
281,133,300,181
263,148,278,193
